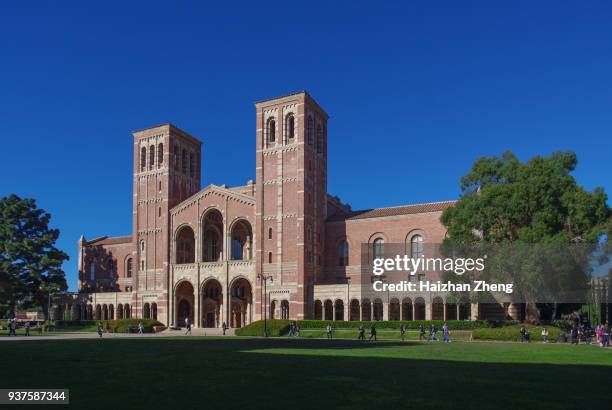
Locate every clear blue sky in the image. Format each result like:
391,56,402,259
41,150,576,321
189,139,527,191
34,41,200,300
1,1,611,290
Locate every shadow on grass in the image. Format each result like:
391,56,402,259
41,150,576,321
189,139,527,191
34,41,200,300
1,337,609,410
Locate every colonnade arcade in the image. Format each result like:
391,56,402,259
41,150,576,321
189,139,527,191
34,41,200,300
313,297,473,321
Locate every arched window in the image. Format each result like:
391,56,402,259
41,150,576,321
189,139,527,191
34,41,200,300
268,227,272,240
316,125,323,154
268,252,273,264
267,118,276,146
373,238,385,260
339,240,349,266
140,147,147,171
411,235,423,259
182,149,187,174
149,145,155,170
157,143,163,168
285,113,295,142
126,258,132,278
307,116,314,145
189,152,195,177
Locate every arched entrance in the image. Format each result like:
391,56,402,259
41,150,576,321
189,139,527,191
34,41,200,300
414,297,425,320
401,298,413,320
389,298,400,321
143,303,151,319
314,300,322,320
230,277,252,328
280,300,289,319
373,299,383,321
432,296,444,320
201,279,222,328
349,299,360,321
361,299,372,321
175,281,195,327
334,300,344,321
324,300,333,320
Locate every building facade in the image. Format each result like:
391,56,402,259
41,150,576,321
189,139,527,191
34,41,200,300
61,91,502,327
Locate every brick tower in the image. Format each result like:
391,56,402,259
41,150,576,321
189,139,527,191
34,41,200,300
132,124,201,320
254,92,328,320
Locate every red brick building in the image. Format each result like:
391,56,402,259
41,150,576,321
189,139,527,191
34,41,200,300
68,91,489,327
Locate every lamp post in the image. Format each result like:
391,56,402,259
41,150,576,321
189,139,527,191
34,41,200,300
257,274,273,337
346,277,351,321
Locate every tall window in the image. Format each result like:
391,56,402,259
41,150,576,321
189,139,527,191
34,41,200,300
285,113,295,142
307,116,314,145
149,145,155,170
182,149,187,174
126,258,132,278
373,238,385,260
268,227,273,240
267,118,276,146
339,240,349,266
206,237,218,262
140,147,146,171
189,152,195,177
411,235,423,259
316,125,323,154
157,143,163,168
268,252,273,264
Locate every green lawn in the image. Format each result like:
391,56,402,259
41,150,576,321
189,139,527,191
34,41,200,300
1,337,610,409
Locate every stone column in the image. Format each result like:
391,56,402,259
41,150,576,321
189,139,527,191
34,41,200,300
425,303,432,320
412,304,415,321
456,304,460,320
443,303,447,321
383,302,389,321
471,303,479,321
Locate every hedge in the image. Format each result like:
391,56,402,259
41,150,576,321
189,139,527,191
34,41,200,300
472,325,563,342
235,320,291,337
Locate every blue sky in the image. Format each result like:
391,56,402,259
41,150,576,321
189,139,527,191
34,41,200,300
1,1,611,290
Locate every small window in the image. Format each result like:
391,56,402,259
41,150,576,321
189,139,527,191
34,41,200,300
373,238,385,260
339,240,349,266
267,118,276,146
182,149,187,174
189,152,195,177
268,227,273,240
140,260,145,271
285,113,295,142
158,180,162,192
141,241,145,251
158,207,161,217
149,145,155,170
126,258,132,278
140,147,147,171
157,143,163,168
268,252,273,264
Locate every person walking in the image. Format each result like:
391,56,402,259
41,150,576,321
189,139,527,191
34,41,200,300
603,323,610,348
358,324,365,341
97,322,103,338
326,323,333,340
541,327,549,344
442,322,450,342
400,324,406,341
369,325,377,341
8,320,16,337
294,323,300,337
288,322,295,337
418,324,425,341
430,324,437,341
24,321,30,336
138,321,144,335
222,322,228,336
185,317,191,335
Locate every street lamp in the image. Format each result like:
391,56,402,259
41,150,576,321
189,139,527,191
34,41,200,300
257,274,273,337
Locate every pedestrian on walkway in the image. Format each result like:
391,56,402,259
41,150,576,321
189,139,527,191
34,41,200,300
358,324,365,341
418,324,425,341
222,322,228,336
400,324,405,341
326,323,333,340
24,321,30,336
369,325,377,341
185,317,191,335
97,322,103,338
138,321,144,334
442,322,450,342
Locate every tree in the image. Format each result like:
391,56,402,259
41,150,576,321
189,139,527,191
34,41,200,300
0,194,68,318
441,151,611,320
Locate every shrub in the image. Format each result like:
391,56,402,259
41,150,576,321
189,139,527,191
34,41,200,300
472,325,562,342
48,319,163,333
290,320,517,330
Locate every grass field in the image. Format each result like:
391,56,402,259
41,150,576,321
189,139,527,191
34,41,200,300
1,337,610,409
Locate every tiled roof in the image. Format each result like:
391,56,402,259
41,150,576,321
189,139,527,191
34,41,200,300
86,235,132,246
327,200,456,222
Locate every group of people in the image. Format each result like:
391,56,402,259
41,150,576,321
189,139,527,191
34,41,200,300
3,319,42,336
570,323,610,347
325,322,451,342
417,323,451,342
288,322,300,337
595,323,611,347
